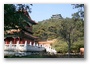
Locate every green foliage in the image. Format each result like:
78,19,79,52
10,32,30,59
59,18,84,43
33,18,63,41
72,4,84,20
71,40,84,53
33,16,84,54
52,39,68,53
4,4,32,31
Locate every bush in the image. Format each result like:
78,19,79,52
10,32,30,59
52,39,68,54
71,40,84,53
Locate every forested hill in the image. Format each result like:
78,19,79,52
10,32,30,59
33,18,62,41
33,14,84,42
33,14,84,53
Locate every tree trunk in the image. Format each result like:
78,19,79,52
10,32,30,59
68,33,71,58
68,42,71,58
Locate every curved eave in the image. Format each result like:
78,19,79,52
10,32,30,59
23,31,38,39
23,28,33,34
17,10,37,25
4,34,20,39
29,19,37,25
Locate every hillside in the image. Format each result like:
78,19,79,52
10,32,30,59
33,14,84,53
33,17,63,41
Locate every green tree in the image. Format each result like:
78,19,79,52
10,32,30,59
59,18,83,57
4,4,32,31
72,4,84,20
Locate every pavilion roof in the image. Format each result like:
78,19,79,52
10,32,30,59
18,10,37,25
4,30,38,40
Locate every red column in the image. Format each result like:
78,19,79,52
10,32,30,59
13,38,16,44
18,37,20,44
20,40,23,44
20,39,26,44
5,39,10,44
32,41,34,46
23,40,25,44
27,40,30,44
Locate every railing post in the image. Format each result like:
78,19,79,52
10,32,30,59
25,41,27,46
30,42,32,45
9,41,12,50
16,41,19,52
33,42,35,46
24,41,27,51
36,43,38,46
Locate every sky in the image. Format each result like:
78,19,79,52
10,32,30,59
29,4,79,22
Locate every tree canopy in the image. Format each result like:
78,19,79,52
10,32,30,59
33,13,84,57
4,4,32,31
72,4,84,20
